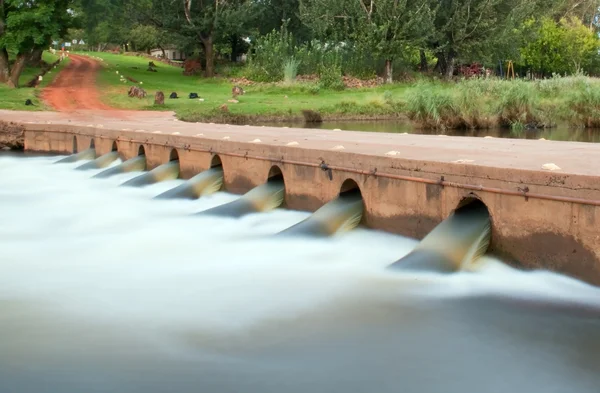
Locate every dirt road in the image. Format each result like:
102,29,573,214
41,54,116,112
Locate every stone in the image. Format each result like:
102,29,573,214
228,99,239,103
128,86,147,99
154,91,165,105
232,86,244,97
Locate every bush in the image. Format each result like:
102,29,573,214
319,64,344,90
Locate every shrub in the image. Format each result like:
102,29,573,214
319,64,344,90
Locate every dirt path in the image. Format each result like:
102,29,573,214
41,54,116,112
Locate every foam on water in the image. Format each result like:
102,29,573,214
1,152,599,393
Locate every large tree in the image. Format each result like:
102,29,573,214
0,0,72,88
427,0,539,78
300,0,434,83
179,0,255,76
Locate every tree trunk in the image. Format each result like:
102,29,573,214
433,54,447,75
27,47,44,67
203,36,215,77
230,34,238,63
159,46,166,58
384,59,393,84
0,48,9,83
6,53,27,88
445,50,456,80
419,50,428,72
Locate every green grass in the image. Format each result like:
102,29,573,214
77,51,410,123
0,51,66,111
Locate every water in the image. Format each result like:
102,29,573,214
259,120,600,143
1,152,600,393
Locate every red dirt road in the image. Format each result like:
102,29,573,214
41,54,115,112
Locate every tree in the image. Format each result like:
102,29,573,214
300,0,434,83
0,0,72,88
427,0,539,78
128,24,159,53
520,16,599,75
179,0,255,77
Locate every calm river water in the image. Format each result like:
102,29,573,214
259,120,600,143
1,152,599,393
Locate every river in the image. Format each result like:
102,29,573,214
258,120,600,143
1,152,599,393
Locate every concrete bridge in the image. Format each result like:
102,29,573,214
2,110,599,285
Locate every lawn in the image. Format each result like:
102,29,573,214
0,51,67,111
79,51,410,123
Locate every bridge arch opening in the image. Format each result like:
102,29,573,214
267,165,283,182
169,149,179,162
454,194,490,218
90,139,95,149
138,145,146,156
111,141,118,152
72,136,78,153
210,154,222,168
339,178,362,198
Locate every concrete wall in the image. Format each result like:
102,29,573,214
23,125,600,285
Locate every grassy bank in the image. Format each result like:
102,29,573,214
405,76,600,130
85,52,600,128
2,51,599,130
80,51,408,123
0,52,67,111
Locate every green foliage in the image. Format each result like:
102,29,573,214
563,81,600,127
495,80,541,126
128,24,160,52
246,28,294,82
299,0,434,82
405,83,458,128
319,63,344,90
1,0,71,52
520,16,600,75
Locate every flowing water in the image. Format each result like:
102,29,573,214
1,152,600,393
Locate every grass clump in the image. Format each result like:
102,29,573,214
495,80,543,127
283,57,300,85
563,82,600,128
405,83,458,129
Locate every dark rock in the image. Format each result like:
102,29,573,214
189,93,199,99
169,92,178,99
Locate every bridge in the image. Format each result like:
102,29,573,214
2,109,599,285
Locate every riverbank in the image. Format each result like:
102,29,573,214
1,51,599,130
0,52,69,110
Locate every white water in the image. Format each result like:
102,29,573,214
1,153,599,393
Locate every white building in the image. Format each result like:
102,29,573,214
150,47,186,61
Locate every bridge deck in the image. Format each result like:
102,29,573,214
2,109,599,180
